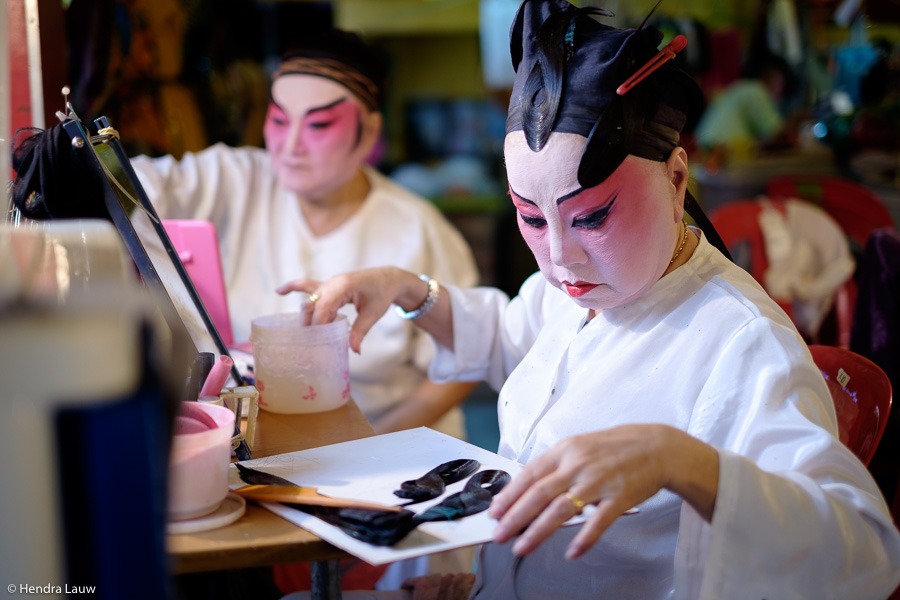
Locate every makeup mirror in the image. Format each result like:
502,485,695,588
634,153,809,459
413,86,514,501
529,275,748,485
60,107,251,460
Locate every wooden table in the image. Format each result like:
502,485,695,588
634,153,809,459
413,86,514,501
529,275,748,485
168,400,375,593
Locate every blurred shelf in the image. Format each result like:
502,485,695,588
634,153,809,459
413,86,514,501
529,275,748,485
693,146,839,212
430,194,510,214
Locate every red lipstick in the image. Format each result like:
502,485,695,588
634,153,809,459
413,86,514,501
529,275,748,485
563,281,598,297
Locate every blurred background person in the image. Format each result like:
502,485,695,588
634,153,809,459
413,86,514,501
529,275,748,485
129,28,480,595
132,29,479,439
694,51,799,170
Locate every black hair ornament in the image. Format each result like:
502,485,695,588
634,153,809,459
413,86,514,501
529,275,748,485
10,123,109,221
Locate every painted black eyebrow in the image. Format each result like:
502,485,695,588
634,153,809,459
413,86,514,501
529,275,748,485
272,96,349,116
509,185,587,206
509,186,618,206
574,194,616,221
555,187,586,205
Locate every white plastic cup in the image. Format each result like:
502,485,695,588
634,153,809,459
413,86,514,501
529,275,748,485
168,402,235,520
250,313,351,414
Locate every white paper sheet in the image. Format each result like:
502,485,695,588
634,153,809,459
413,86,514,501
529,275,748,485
228,427,543,565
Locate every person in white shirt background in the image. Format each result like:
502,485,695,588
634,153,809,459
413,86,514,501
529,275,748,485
277,1,900,598
130,28,480,594
132,28,479,440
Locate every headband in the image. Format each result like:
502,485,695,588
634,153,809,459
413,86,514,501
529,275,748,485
274,56,381,112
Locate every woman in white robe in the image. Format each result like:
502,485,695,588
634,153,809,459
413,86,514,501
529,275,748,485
130,30,479,438
278,2,900,598
132,29,480,593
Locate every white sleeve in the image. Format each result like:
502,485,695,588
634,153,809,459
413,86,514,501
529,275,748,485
409,203,482,374
674,317,900,599
429,272,549,392
130,143,251,222
421,212,480,291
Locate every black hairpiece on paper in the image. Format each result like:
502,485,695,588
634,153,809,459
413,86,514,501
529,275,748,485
393,459,481,504
237,463,511,547
299,469,511,546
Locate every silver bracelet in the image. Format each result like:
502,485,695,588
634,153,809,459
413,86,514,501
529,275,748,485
394,274,440,320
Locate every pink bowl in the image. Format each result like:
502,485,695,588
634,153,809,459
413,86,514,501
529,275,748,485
168,402,235,520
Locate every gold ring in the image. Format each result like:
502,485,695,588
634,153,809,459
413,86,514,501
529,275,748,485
308,293,319,303
564,491,586,510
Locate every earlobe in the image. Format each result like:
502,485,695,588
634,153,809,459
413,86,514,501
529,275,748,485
357,111,383,157
667,148,689,188
366,112,384,143
666,147,688,184
350,109,379,157
667,147,689,220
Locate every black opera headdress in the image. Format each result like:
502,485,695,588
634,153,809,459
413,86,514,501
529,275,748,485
506,0,703,185
505,0,729,257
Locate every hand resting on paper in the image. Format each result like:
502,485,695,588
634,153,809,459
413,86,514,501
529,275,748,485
489,425,719,560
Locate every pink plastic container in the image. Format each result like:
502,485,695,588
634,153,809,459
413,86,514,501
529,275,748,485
168,402,235,520
251,313,351,414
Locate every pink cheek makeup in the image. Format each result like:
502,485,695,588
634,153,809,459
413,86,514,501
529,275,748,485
517,221,551,265
511,200,550,259
262,106,288,151
300,102,361,155
557,188,628,271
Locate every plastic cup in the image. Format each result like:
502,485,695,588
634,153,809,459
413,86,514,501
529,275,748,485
168,402,235,520
250,313,351,414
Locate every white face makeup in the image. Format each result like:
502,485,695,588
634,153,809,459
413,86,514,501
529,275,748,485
504,131,683,311
264,75,378,201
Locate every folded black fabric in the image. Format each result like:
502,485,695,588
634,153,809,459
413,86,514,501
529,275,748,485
294,505,419,547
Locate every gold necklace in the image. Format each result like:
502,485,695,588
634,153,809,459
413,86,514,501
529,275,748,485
669,222,688,265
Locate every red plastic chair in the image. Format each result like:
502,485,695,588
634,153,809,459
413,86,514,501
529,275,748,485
709,197,857,347
765,174,894,252
708,198,796,322
766,175,893,347
808,344,893,466
707,199,773,284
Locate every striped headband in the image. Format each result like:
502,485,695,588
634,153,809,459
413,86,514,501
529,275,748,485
274,57,380,112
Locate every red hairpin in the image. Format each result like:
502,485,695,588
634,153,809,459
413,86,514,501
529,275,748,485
616,34,687,96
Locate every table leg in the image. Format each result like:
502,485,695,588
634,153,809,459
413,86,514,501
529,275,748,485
310,560,342,600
